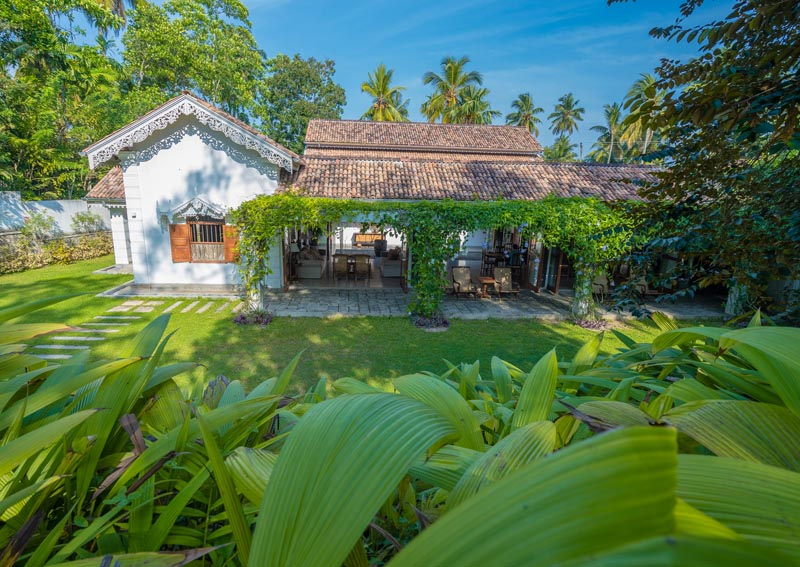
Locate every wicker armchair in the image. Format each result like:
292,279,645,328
494,267,520,300
452,266,478,298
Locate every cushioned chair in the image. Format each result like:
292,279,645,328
452,266,478,299
494,267,519,300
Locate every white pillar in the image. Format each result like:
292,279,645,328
109,206,131,265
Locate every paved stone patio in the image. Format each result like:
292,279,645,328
260,288,724,320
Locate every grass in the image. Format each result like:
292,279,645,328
4,256,674,393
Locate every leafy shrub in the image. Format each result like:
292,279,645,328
233,306,273,326
3,304,798,566
0,232,113,274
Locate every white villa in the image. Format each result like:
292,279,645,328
84,92,654,295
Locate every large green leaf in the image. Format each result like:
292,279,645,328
389,427,678,567
651,327,728,353
408,445,481,492
225,447,278,505
561,536,793,566
489,356,513,404
109,395,279,495
394,374,483,450
45,548,215,566
195,412,251,564
567,331,604,375
511,349,558,429
577,400,655,428
0,409,96,477
0,323,73,345
720,327,800,415
0,357,141,431
678,454,800,559
664,400,800,471
248,393,456,567
447,420,557,509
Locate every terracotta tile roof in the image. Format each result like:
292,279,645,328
281,159,656,202
83,92,301,162
303,147,538,162
85,166,124,201
305,120,543,159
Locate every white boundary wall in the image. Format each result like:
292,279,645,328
0,191,110,234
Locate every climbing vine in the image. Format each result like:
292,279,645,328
233,192,636,319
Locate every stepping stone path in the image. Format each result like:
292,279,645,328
196,302,214,314
163,301,183,313
30,298,243,363
181,301,200,313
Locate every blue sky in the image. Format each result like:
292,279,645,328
244,0,727,153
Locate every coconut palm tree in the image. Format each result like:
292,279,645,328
621,73,664,156
505,92,544,136
446,86,500,124
543,135,578,162
548,93,585,136
95,0,136,24
361,63,409,122
589,102,626,163
420,55,482,123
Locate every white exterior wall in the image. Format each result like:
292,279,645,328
109,207,131,265
120,116,281,286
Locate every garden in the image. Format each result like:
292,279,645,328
1,256,798,566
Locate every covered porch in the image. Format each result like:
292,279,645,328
283,222,408,290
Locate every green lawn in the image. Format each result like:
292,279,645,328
4,256,671,393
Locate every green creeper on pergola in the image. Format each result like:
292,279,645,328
233,192,639,320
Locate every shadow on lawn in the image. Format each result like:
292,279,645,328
184,312,619,395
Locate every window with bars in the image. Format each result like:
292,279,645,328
190,221,224,244
169,219,238,264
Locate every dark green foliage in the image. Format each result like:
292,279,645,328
611,0,800,312
256,54,346,154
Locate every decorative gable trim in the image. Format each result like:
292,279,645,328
159,197,227,223
84,94,294,173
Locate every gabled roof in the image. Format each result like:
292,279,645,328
281,159,656,202
82,92,300,172
85,166,124,202
305,120,543,160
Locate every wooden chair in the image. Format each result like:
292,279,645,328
452,266,478,298
494,267,520,300
592,273,610,303
353,255,370,281
481,250,497,276
333,255,350,281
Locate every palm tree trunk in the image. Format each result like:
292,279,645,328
608,132,614,164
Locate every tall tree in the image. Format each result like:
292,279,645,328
505,93,544,136
122,0,265,118
620,73,663,156
612,0,800,314
445,86,500,124
589,102,626,163
360,64,409,122
548,92,585,136
543,135,578,162
420,55,482,123
256,54,346,154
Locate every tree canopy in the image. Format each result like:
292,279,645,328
612,0,800,313
0,0,347,198
256,54,347,154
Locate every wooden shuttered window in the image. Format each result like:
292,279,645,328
169,224,191,263
223,225,239,263
169,223,239,263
